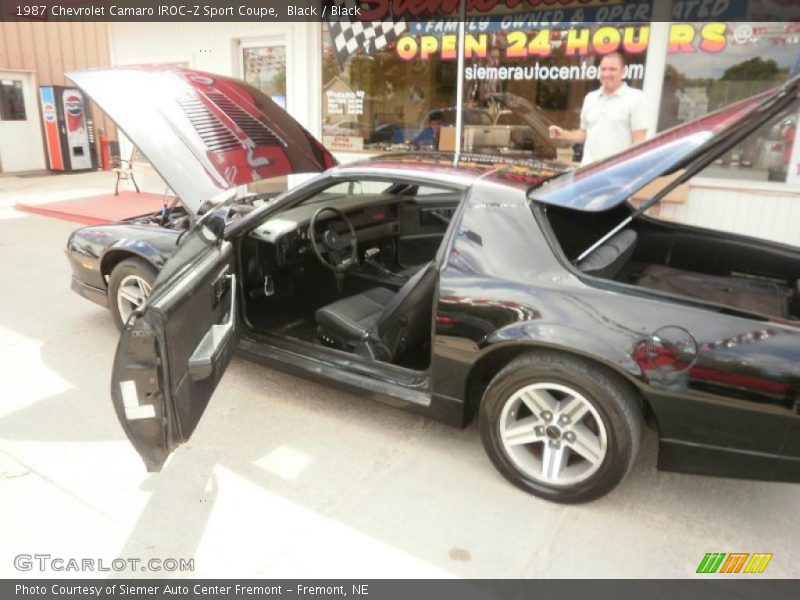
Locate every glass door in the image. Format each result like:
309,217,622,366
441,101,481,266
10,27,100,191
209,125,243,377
241,41,287,109
240,39,288,193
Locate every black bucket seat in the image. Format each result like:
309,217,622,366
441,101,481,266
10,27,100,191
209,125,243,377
315,262,438,362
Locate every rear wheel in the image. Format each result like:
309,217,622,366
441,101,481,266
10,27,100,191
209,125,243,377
108,258,157,331
479,352,642,503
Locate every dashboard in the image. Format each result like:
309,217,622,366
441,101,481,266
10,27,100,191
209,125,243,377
247,194,400,266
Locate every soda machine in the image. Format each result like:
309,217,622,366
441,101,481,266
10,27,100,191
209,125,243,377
39,85,97,171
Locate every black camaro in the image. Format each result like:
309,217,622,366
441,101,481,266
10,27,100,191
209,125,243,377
66,66,800,503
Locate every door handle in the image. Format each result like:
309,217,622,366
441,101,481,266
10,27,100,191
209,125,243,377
187,273,236,381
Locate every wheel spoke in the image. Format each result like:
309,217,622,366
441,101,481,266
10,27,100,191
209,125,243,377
567,423,604,465
119,286,143,305
559,395,589,423
501,416,541,447
519,388,557,416
542,443,569,481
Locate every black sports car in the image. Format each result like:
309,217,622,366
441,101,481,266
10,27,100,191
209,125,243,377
67,66,800,503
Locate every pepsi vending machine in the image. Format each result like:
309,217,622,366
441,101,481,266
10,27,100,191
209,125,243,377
39,86,97,171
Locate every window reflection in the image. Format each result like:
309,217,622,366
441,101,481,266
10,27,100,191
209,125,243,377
659,22,800,183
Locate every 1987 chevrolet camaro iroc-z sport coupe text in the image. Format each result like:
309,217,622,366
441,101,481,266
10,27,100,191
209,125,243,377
66,66,800,503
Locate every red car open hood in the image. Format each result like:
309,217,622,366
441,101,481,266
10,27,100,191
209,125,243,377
68,66,337,214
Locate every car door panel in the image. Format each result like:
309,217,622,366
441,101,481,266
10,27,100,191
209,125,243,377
112,229,238,472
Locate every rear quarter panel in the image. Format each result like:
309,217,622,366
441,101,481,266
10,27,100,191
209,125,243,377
432,179,800,474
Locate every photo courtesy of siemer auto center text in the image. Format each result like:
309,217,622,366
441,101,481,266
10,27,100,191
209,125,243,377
0,0,799,597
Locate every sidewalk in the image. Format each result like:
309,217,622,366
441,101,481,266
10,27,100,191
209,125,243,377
0,171,114,211
0,168,169,224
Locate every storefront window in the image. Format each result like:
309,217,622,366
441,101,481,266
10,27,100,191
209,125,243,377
0,79,26,121
321,23,457,153
322,19,651,161
659,22,800,183
461,26,647,162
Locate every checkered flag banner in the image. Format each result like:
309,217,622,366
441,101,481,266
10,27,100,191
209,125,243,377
328,0,407,69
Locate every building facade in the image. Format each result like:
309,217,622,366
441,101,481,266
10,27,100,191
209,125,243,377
3,3,799,245
0,21,115,173
108,10,800,245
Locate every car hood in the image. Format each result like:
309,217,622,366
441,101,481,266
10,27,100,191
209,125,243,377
530,77,800,212
67,66,337,214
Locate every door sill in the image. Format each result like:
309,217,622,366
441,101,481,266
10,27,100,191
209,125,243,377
237,332,432,407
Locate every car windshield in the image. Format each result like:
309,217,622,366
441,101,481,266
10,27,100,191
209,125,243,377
529,87,784,212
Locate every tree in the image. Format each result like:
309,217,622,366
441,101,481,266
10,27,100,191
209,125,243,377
721,57,784,82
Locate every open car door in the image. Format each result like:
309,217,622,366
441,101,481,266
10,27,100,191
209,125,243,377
111,213,238,471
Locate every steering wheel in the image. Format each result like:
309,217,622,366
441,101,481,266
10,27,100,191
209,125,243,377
309,206,358,273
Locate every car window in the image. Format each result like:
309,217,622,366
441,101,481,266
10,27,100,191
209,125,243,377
301,178,462,208
415,185,450,196
320,180,394,196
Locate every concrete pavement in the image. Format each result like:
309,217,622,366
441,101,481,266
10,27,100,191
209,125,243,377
0,172,798,579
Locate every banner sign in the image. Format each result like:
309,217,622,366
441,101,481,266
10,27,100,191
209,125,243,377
408,1,654,34
397,23,729,61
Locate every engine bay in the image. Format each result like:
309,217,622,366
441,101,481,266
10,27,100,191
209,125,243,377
123,194,266,231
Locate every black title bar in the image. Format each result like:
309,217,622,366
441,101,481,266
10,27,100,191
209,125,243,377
2,0,800,23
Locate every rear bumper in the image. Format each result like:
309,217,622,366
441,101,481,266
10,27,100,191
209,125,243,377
71,275,109,309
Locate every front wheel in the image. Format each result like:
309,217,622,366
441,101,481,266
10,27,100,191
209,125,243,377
479,352,642,503
108,258,157,331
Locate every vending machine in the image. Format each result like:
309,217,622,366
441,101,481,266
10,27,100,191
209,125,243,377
39,86,98,171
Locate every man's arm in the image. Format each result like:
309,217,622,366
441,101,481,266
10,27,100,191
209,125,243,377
632,129,646,145
548,125,587,143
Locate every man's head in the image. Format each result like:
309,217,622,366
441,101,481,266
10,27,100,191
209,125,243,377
428,110,444,137
599,52,626,94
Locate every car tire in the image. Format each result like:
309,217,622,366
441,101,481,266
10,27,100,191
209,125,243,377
108,257,158,331
479,351,642,504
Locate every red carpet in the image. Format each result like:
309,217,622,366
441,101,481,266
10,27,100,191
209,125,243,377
16,191,167,226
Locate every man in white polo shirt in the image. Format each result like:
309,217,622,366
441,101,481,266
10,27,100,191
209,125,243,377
548,52,647,165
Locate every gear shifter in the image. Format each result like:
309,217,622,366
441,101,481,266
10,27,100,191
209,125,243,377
363,247,391,277
362,247,407,284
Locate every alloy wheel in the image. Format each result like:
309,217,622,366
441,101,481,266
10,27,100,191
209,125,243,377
116,273,152,325
498,382,608,487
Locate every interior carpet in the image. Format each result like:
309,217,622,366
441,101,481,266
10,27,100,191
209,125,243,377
635,264,790,318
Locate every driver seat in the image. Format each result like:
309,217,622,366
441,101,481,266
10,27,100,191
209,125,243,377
315,262,438,362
